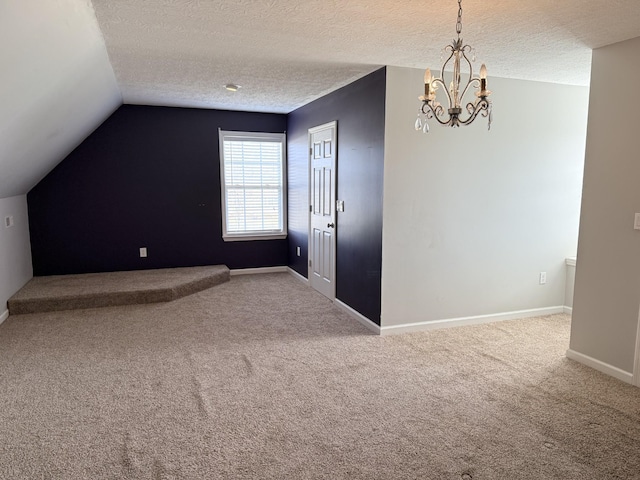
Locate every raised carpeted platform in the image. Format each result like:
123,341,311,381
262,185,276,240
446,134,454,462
7,265,230,314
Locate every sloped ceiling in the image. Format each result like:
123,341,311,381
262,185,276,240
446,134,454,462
0,0,121,199
92,0,640,113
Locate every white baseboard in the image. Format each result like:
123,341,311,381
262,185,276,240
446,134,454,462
566,349,634,385
287,267,309,285
230,266,288,276
0,309,8,326
379,306,565,336
563,306,573,314
334,299,381,334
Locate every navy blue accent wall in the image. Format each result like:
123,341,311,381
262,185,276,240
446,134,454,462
287,68,386,324
28,105,288,276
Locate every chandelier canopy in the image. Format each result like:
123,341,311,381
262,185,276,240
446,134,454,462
416,0,492,133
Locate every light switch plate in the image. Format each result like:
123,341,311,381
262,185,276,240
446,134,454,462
635,213,640,230
336,200,344,212
139,247,148,258
4,215,14,228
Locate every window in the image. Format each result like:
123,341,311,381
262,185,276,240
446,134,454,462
219,130,287,241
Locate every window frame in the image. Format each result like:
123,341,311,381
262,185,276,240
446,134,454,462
219,130,287,242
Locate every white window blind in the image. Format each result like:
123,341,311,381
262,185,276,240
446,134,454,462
219,130,287,241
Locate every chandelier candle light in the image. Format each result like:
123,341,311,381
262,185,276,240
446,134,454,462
415,0,492,132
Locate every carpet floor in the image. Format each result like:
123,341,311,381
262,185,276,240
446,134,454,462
0,273,638,479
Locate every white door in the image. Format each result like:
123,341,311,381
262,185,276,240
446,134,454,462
308,121,337,300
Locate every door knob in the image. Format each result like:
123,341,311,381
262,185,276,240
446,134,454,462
327,222,335,228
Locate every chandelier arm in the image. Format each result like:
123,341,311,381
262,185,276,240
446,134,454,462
457,99,490,126
421,102,452,126
439,46,455,80
458,47,479,101
460,78,481,104
431,78,452,109
431,47,456,107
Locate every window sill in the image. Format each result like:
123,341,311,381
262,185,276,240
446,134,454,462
222,234,288,242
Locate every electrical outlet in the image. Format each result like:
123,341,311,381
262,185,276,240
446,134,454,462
139,247,147,258
539,272,547,285
296,246,301,256
4,215,14,228
635,213,640,230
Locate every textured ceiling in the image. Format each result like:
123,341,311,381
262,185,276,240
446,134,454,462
92,0,640,114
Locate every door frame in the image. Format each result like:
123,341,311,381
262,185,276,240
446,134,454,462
634,305,640,386
307,121,337,301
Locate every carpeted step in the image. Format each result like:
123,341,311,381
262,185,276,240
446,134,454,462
8,265,230,315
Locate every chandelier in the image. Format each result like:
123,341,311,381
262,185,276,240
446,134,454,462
415,0,492,133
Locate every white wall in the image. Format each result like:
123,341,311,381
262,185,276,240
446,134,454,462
0,196,33,319
381,66,589,329
570,36,640,377
0,0,121,198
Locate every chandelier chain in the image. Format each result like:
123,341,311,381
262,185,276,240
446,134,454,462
456,0,463,37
